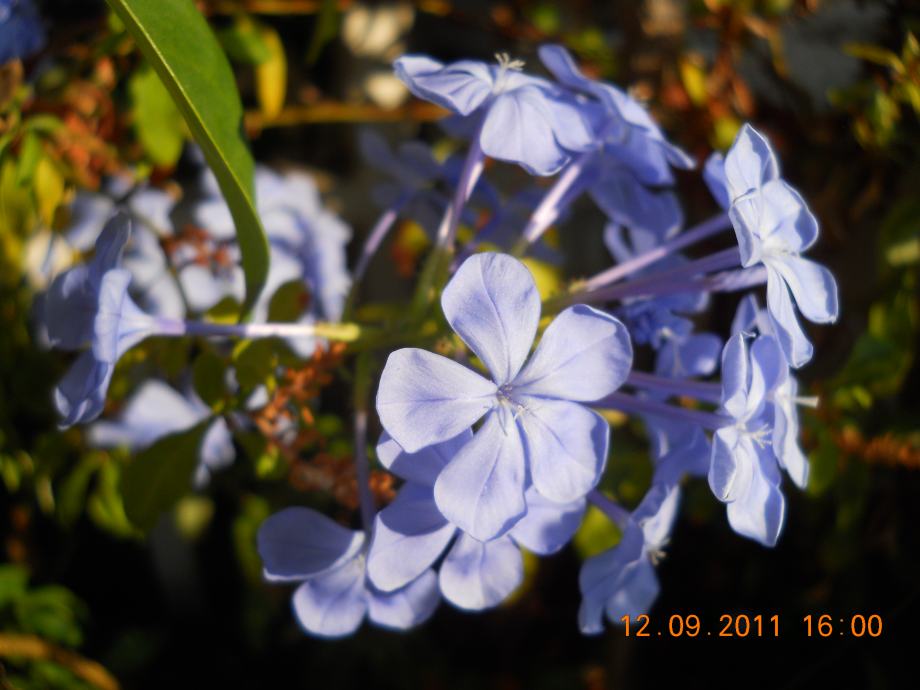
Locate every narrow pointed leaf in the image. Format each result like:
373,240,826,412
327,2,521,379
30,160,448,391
105,0,270,314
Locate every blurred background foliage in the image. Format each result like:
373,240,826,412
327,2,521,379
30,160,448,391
1,0,919,688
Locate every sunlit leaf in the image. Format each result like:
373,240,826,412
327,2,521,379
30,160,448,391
255,23,286,120
128,63,185,167
105,0,270,315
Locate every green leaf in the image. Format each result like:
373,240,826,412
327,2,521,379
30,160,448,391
105,0,270,315
217,14,272,64
0,564,28,609
128,63,185,167
192,349,227,407
306,0,340,65
120,420,210,531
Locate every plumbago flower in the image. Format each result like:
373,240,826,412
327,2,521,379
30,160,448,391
578,484,680,633
394,52,594,175
706,125,839,368
88,380,235,487
367,431,585,610
44,215,178,427
709,332,789,546
257,507,439,638
538,44,694,186
377,252,632,541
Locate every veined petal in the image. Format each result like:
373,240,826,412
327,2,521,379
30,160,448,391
634,483,681,548
765,265,814,368
728,190,763,267
720,334,750,421
393,56,493,116
257,507,365,582
577,526,644,634
45,265,95,350
770,255,839,324
367,483,456,592
377,348,496,453
292,557,367,638
375,429,471,487
433,407,527,541
590,162,683,239
441,253,540,385
518,398,609,504
772,377,809,489
726,448,785,547
509,487,585,555
603,557,660,622
709,426,756,503
439,534,522,611
480,86,570,176
759,180,818,253
54,351,114,428
514,305,632,402
367,569,440,631
723,124,779,202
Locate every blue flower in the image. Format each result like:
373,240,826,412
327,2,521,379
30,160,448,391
605,225,721,379
710,125,839,367
538,44,693,186
0,0,45,64
367,431,585,610
45,214,172,427
376,252,632,541
89,380,235,487
394,53,594,176
193,167,352,355
709,333,787,546
578,483,680,633
257,507,440,638
586,158,684,240
730,295,810,488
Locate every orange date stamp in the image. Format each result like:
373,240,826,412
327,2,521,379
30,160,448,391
620,613,883,638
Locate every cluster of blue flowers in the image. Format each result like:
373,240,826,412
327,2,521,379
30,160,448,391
0,0,45,64
39,46,837,638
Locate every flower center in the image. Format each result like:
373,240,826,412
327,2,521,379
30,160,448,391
493,52,525,93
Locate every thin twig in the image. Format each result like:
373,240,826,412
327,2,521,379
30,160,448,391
244,101,447,132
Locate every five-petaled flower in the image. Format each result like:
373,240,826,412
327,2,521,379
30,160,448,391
376,252,633,541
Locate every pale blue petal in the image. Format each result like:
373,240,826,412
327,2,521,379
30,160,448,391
771,255,839,324
655,332,722,379
720,334,750,420
772,377,809,489
480,86,571,176
726,448,785,547
709,426,756,503
518,398,609,504
257,507,365,582
758,180,818,252
88,380,203,449
45,265,95,350
703,153,729,210
433,407,527,541
394,56,493,116
765,265,814,368
54,351,113,428
292,557,367,638
367,483,455,592
513,305,632,402
589,162,683,239
577,526,644,634
604,558,660,621
634,483,680,547
723,124,779,202
367,569,440,630
441,253,540,385
509,487,585,555
439,534,522,611
375,429,471,487
376,348,496,453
